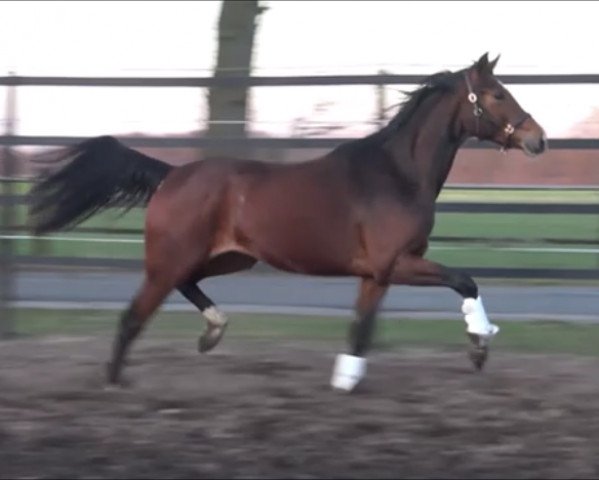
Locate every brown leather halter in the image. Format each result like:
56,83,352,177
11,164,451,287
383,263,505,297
463,72,531,152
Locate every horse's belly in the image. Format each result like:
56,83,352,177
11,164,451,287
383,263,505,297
253,222,356,276
238,201,359,276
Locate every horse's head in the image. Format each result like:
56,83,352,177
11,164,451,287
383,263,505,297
459,53,547,156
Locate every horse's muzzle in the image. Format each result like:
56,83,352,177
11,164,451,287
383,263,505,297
521,132,548,157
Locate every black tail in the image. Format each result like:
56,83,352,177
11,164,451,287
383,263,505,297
28,136,173,235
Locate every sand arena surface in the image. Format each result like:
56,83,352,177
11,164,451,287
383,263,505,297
1,335,599,479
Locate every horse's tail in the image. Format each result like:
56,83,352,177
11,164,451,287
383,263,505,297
28,135,173,235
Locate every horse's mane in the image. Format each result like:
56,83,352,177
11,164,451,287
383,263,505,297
333,69,462,155
385,70,459,132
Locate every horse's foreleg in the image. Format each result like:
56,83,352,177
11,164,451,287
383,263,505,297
178,282,228,353
390,255,498,370
107,276,172,385
331,277,388,392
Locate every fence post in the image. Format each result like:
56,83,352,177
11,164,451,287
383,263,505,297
0,72,17,339
376,69,388,128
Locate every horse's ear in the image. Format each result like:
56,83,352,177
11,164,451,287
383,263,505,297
489,54,501,73
475,52,491,74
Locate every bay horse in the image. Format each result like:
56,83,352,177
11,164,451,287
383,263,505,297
29,53,547,391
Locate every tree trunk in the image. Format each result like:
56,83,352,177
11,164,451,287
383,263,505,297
205,0,264,159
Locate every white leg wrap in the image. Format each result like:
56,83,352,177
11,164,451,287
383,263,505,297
202,306,228,327
462,296,499,338
331,353,367,392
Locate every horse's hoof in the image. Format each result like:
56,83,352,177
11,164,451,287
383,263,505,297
198,326,226,353
103,383,123,392
105,362,133,388
198,336,216,353
103,376,133,390
105,362,118,383
468,346,488,371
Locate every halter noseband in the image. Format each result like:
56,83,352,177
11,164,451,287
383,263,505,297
463,72,531,152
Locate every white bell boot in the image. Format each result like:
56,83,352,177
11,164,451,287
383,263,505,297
330,353,367,392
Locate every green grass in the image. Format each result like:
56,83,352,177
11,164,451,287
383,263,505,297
12,181,596,202
438,188,599,204
427,245,597,270
10,210,596,271
433,213,598,241
9,308,599,358
3,184,598,271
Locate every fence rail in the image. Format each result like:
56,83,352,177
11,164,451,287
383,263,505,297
9,255,599,280
3,72,599,152
1,190,596,280
3,73,599,87
1,193,597,214
3,135,599,150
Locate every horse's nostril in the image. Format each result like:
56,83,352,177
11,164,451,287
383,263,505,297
524,134,547,155
534,137,547,154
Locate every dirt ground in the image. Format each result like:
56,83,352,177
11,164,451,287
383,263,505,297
1,334,599,479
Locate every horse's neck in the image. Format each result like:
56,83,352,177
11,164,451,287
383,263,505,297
385,94,465,200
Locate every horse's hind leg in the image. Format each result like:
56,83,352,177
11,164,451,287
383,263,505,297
107,276,173,385
178,252,258,353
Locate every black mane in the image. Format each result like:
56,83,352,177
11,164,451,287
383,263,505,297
333,69,462,155
385,70,459,132
329,68,464,200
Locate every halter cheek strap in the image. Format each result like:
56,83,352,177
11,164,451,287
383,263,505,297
463,72,531,152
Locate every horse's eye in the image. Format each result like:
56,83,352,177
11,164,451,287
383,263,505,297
493,91,505,101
